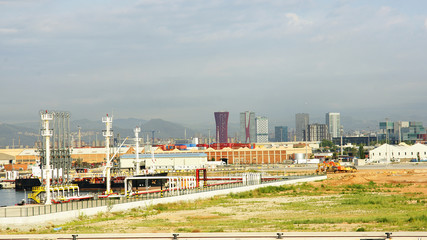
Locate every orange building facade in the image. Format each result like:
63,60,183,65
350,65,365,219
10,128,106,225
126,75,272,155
205,147,288,164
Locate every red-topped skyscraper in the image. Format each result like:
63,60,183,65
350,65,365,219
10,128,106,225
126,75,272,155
214,111,229,143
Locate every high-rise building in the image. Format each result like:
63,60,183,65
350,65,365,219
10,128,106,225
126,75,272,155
240,111,256,143
305,123,330,141
295,113,309,141
214,111,229,143
256,116,269,143
326,112,341,138
275,126,288,142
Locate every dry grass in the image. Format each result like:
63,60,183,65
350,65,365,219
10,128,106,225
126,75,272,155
1,169,426,234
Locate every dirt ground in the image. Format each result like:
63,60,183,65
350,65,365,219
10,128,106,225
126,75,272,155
312,169,427,195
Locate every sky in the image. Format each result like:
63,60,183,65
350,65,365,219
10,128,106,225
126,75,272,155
1,0,427,128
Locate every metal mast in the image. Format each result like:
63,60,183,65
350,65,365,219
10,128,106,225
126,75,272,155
102,114,113,193
134,126,140,175
41,111,53,205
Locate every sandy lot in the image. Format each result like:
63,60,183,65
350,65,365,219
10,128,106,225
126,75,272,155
313,169,427,195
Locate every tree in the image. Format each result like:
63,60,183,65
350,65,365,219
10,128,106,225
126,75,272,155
358,145,365,159
320,139,334,148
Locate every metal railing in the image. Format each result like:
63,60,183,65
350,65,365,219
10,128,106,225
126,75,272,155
0,174,320,218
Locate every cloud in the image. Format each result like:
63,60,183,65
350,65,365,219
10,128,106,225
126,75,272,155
377,6,391,16
386,15,404,26
285,13,312,27
0,28,18,34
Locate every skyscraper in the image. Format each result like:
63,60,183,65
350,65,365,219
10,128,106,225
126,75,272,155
295,113,309,141
256,116,269,143
326,112,341,138
275,126,288,142
214,111,229,143
240,111,256,143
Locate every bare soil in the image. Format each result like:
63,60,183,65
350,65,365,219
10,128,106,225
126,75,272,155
312,169,427,195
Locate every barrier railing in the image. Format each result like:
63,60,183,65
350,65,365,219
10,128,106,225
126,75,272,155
0,174,320,218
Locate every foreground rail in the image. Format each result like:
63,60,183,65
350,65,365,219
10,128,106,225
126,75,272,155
1,232,426,240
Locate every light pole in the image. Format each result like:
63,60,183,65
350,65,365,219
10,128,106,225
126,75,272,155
41,111,53,205
134,126,140,175
102,114,113,194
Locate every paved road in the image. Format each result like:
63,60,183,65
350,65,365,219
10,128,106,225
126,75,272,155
0,232,426,240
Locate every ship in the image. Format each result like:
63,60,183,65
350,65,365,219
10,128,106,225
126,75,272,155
71,172,168,191
15,172,168,191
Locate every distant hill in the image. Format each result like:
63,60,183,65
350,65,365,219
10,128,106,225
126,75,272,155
114,118,147,129
0,118,194,147
141,119,195,140
0,123,39,147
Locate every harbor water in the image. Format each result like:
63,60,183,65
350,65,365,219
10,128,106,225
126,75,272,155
0,189,26,207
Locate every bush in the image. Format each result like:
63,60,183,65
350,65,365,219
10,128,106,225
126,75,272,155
229,192,253,199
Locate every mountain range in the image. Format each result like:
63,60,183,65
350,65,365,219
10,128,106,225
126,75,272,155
0,118,200,148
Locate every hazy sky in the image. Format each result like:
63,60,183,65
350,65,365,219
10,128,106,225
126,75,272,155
1,0,427,127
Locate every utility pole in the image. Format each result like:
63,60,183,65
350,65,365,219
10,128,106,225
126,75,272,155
340,126,344,156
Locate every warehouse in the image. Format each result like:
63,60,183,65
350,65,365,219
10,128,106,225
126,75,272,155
369,143,427,162
120,152,208,171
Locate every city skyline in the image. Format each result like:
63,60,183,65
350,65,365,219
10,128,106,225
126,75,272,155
1,1,427,126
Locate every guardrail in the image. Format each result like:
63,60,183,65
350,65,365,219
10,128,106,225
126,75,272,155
0,174,321,218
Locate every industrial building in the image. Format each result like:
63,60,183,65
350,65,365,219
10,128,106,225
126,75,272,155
3,141,317,169
255,116,269,143
332,136,374,146
369,143,427,162
214,111,229,143
326,112,341,138
120,152,208,170
204,145,312,164
295,113,309,141
3,147,132,166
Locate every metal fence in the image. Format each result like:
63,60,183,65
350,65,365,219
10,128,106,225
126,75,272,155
0,174,319,218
